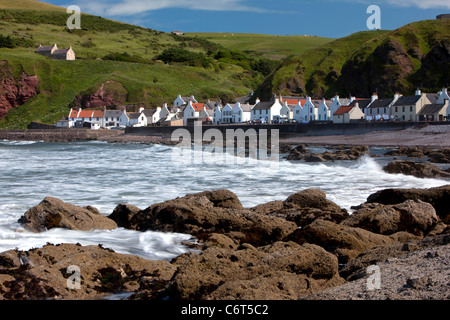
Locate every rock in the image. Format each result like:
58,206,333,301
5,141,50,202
288,219,394,263
384,147,425,158
343,199,439,237
366,185,450,223
337,234,449,282
115,190,297,247
250,201,284,215
0,243,176,300
0,61,39,120
108,204,141,229
167,241,344,300
195,190,243,209
382,160,450,178
18,197,117,232
284,189,343,213
304,154,326,162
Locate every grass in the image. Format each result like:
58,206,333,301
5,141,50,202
0,49,257,129
188,33,334,60
0,0,65,11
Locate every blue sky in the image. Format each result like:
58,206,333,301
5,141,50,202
43,0,449,38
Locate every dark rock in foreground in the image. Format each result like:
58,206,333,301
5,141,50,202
109,190,297,247
167,241,344,300
383,160,450,179
0,243,176,300
367,185,450,223
343,199,439,237
18,197,117,232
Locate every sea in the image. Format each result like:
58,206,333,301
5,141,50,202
0,139,448,260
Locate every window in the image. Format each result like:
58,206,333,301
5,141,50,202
310,108,312,113
402,106,405,112
395,107,398,113
410,106,413,112
296,110,299,114
384,108,386,114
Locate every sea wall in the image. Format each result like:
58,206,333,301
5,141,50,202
125,121,450,138
0,128,122,142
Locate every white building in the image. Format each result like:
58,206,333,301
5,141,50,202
183,101,204,125
317,98,333,121
174,95,197,107
104,110,124,128
232,102,253,123
143,107,162,125
213,105,222,124
333,103,365,123
251,97,283,123
301,97,322,122
221,103,234,124
437,87,450,105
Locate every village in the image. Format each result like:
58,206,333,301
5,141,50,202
56,88,450,130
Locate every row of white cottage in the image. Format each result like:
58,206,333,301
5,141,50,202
59,89,450,129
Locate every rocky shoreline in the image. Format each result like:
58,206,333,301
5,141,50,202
1,186,449,300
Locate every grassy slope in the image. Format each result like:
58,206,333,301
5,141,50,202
0,3,258,128
188,32,333,60
269,19,449,98
0,0,65,11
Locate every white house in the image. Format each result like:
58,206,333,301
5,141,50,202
437,87,450,104
221,103,234,124
333,103,365,123
280,102,294,121
200,107,214,123
365,93,401,121
232,102,253,123
143,107,162,125
104,110,124,128
301,97,322,122
183,101,204,125
251,96,283,123
317,98,333,121
213,105,222,124
174,95,197,107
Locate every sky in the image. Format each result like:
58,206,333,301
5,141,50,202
43,0,450,38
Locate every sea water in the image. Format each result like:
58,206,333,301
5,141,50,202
0,140,448,260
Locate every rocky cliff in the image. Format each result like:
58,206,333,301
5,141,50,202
0,61,39,120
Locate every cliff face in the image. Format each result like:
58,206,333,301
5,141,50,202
0,61,39,120
71,80,129,109
265,20,450,98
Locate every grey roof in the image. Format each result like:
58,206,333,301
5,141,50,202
426,93,439,104
36,45,54,52
349,99,372,109
205,101,222,110
233,103,253,112
143,109,157,117
418,104,446,115
203,109,214,116
338,98,352,106
393,96,421,106
127,112,141,120
368,98,394,109
252,101,275,111
104,110,123,117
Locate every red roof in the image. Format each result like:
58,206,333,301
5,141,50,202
92,110,104,118
69,110,78,118
334,106,353,115
192,103,205,112
78,110,94,118
284,99,307,106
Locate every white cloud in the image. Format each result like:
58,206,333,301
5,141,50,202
74,0,264,16
340,0,450,9
385,0,450,9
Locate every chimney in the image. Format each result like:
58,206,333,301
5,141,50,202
255,97,261,104
415,88,422,96
138,107,144,113
306,97,312,103
371,93,378,102
394,92,401,101
355,102,360,109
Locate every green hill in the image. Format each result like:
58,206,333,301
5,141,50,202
187,33,333,60
259,19,450,100
0,1,267,128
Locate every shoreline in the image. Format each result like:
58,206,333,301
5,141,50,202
1,125,450,149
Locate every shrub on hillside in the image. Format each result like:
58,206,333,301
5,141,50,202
0,34,34,48
156,48,211,68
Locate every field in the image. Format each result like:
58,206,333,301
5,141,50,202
188,32,333,60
